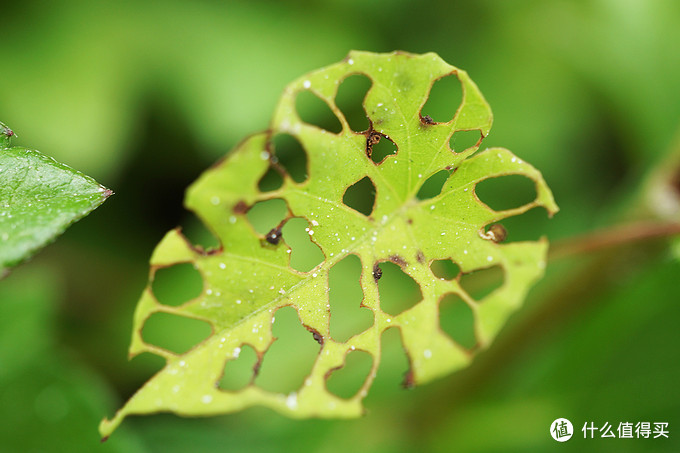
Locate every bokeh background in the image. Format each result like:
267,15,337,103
1,0,679,451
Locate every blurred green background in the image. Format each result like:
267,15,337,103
1,0,679,451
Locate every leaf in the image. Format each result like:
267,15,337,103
0,122,112,275
101,51,558,436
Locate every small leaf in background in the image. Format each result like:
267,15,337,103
0,122,112,276
101,51,557,437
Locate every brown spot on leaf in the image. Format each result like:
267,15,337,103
402,368,415,389
367,131,382,146
365,130,382,158
489,224,507,243
416,251,425,263
421,115,435,125
265,227,282,245
233,200,249,214
175,227,223,256
188,241,223,257
372,263,382,282
480,224,507,243
252,355,263,379
195,246,223,256
305,326,324,346
389,255,407,267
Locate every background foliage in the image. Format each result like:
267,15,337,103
1,1,678,451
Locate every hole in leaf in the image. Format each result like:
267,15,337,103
421,74,462,123
430,259,461,280
245,199,288,235
258,166,284,192
416,169,451,200
281,217,325,272
296,90,342,134
152,263,203,306
142,312,212,354
270,133,308,183
475,175,537,211
329,255,374,342
218,344,258,391
377,262,423,316
182,215,221,252
365,327,411,402
335,74,372,132
492,207,548,243
342,177,376,216
370,134,397,164
326,350,373,399
123,352,166,400
439,293,477,350
459,265,504,301
450,130,481,153
256,306,319,393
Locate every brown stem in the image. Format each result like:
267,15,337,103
549,221,680,260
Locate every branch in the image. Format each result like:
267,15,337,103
549,221,680,260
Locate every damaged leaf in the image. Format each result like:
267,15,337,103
0,122,112,276
101,51,557,436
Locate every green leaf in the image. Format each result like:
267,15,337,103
101,51,557,436
0,122,112,275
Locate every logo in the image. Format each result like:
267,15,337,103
551,418,573,442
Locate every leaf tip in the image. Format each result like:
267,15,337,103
99,416,117,440
100,187,114,199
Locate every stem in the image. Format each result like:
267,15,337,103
548,221,680,260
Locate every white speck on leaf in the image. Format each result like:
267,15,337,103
286,392,298,409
